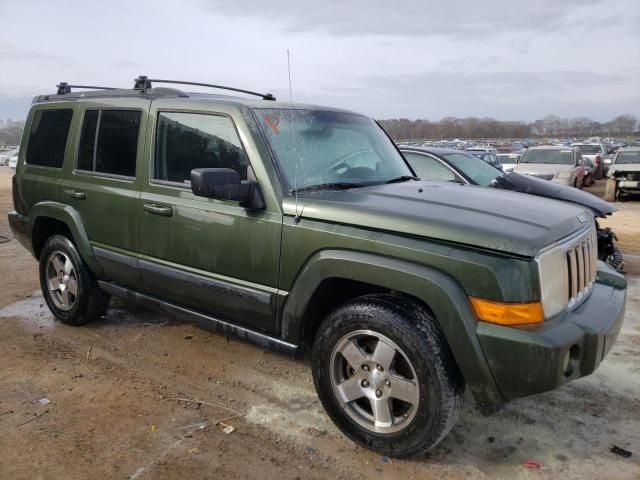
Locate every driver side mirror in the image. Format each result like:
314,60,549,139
190,168,265,210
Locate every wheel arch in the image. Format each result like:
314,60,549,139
280,249,504,406
30,201,103,276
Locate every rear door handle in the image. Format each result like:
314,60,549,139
64,189,86,200
143,203,173,217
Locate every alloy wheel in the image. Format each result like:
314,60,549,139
330,329,420,434
45,251,78,311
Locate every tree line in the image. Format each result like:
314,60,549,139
379,114,639,141
0,119,24,147
2,114,639,147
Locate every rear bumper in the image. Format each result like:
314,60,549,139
476,262,626,401
8,211,34,255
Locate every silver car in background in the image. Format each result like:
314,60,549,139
513,146,585,188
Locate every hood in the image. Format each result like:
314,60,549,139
493,173,614,217
609,163,640,175
283,181,592,257
513,163,573,175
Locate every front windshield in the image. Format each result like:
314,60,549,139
616,151,640,164
520,149,573,164
444,152,502,186
575,144,601,154
256,108,412,192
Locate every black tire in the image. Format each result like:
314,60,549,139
311,294,464,457
39,235,110,326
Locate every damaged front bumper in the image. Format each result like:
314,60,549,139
476,261,626,401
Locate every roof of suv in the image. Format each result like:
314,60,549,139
33,82,358,114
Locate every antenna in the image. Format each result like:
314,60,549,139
288,49,301,224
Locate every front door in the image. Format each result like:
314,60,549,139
138,106,282,333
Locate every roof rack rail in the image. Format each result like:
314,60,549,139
56,82,116,95
133,76,276,101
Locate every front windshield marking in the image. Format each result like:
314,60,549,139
255,108,412,192
520,149,573,164
443,153,502,187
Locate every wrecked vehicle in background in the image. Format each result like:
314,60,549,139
605,147,640,203
400,146,624,271
9,78,627,457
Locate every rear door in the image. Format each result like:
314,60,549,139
137,102,282,333
62,99,151,286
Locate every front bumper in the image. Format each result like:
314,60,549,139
476,262,626,401
617,179,640,191
8,211,33,255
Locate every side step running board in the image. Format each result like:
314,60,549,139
97,281,299,357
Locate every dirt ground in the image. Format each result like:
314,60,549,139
0,166,638,480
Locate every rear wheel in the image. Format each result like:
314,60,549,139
39,235,110,325
312,295,464,457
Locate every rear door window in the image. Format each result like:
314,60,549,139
77,109,141,177
26,109,73,168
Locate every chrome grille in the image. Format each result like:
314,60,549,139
565,227,598,308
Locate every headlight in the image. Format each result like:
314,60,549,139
536,245,567,318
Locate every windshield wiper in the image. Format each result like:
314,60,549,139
384,175,419,184
290,182,365,194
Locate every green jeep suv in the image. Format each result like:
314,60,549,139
9,78,626,456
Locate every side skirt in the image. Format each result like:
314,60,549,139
98,281,299,357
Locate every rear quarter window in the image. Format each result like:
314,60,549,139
26,109,73,168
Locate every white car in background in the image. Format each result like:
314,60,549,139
0,148,19,166
8,153,18,169
496,152,523,172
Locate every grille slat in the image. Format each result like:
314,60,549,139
565,228,597,308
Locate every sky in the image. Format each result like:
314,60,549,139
0,0,638,122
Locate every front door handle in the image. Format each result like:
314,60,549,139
143,203,173,217
64,189,86,200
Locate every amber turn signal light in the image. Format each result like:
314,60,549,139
469,297,544,326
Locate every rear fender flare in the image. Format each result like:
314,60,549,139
30,201,104,276
281,249,503,405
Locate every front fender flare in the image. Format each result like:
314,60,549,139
281,249,503,406
30,201,104,276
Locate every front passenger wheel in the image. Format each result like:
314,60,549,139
311,294,464,457
39,235,110,326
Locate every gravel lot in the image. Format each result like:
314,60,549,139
0,166,638,479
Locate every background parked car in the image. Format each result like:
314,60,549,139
573,143,608,178
604,147,640,201
497,152,523,172
514,146,585,188
8,153,18,169
0,148,19,166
